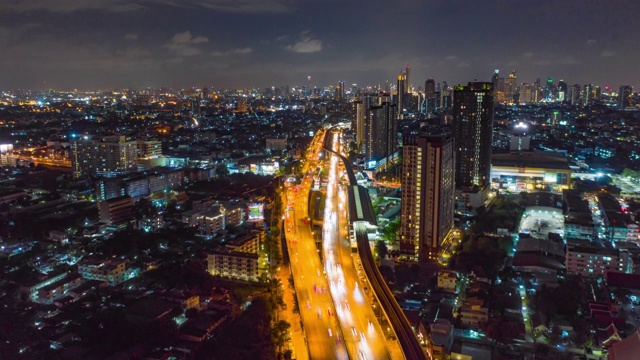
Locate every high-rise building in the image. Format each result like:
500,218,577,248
400,135,455,262
504,71,517,104
71,135,138,178
618,85,634,109
491,69,500,104
582,84,594,106
521,83,533,104
557,80,567,102
569,84,581,106
425,79,436,113
396,71,407,119
355,99,366,152
365,93,397,163
405,65,411,95
452,82,494,189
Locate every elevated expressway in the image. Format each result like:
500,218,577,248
323,129,428,360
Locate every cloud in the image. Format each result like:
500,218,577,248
533,60,551,66
124,33,139,41
211,47,253,56
0,0,144,13
586,39,597,46
276,34,289,42
162,0,293,14
444,55,457,60
0,0,292,14
600,50,615,57
557,56,580,65
285,34,323,53
522,52,534,58
165,31,209,57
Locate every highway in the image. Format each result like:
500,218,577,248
323,128,429,360
284,130,348,360
323,132,392,360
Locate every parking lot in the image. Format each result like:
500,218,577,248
519,206,564,239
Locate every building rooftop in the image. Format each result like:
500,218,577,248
491,150,570,170
609,331,640,360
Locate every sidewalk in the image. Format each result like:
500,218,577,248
277,266,309,360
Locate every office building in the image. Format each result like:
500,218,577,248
400,135,455,261
618,85,634,109
452,82,494,190
71,135,138,178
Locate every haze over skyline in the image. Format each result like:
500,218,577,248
1,0,639,90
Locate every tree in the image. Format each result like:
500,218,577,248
375,240,389,259
381,218,401,244
272,320,291,354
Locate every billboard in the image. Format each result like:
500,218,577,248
248,203,264,220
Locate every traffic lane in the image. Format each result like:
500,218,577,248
289,186,345,359
325,162,390,360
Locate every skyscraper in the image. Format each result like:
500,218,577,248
365,93,397,163
400,135,455,262
405,64,411,95
569,84,581,106
558,80,567,103
355,99,366,152
452,82,494,190
582,84,594,106
618,85,633,109
504,70,517,104
396,70,407,120
491,69,500,103
521,83,533,104
425,79,436,113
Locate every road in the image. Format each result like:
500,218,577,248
323,128,428,360
284,130,348,360
323,132,392,360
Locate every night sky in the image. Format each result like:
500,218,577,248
1,0,638,90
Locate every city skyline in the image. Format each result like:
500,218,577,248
1,0,640,90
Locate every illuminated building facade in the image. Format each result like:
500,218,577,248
400,135,455,262
452,82,494,190
71,135,138,178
